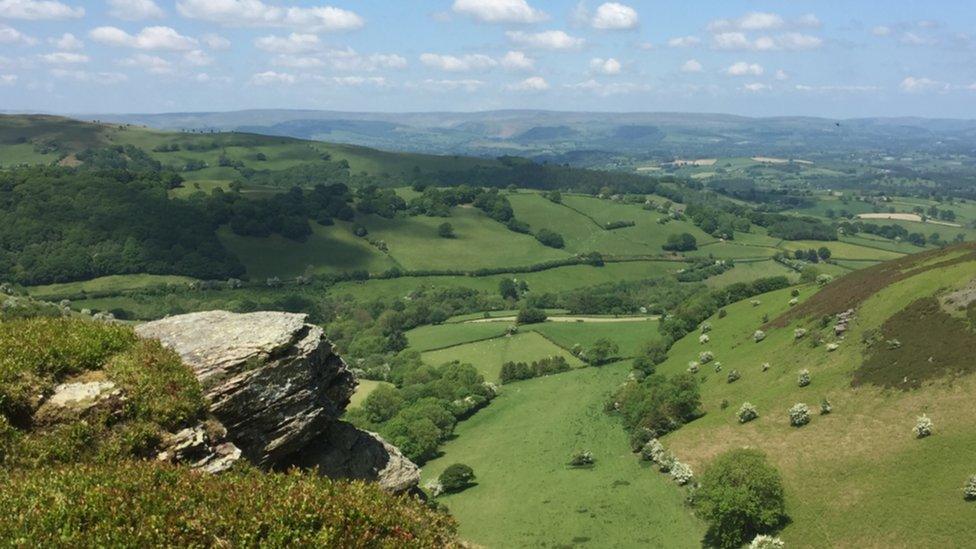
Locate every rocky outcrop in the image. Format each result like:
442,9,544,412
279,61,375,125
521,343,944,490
34,380,124,426
136,311,419,493
156,422,242,475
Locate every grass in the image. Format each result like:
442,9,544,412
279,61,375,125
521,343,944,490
420,332,583,381
407,323,509,352
217,222,396,279
348,379,393,409
779,240,905,261
705,260,797,288
27,274,198,300
649,245,976,548
421,362,704,548
528,319,660,358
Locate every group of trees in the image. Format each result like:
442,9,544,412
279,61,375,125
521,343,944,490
612,372,702,437
663,233,698,252
750,212,837,241
793,247,831,262
499,356,571,383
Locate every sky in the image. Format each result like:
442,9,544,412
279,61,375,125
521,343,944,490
0,0,975,118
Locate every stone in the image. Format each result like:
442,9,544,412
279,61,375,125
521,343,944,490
34,380,124,425
157,423,242,475
136,311,355,467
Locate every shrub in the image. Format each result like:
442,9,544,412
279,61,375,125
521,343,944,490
790,289,800,297
699,351,715,364
516,307,547,325
569,450,594,467
750,534,786,549
0,462,458,546
586,338,620,366
797,369,811,388
727,370,741,384
753,330,766,343
738,402,758,423
718,309,728,319
794,328,807,339
699,334,710,344
687,361,700,374
965,475,976,501
820,398,832,415
657,449,675,472
439,463,476,494
914,414,933,439
696,449,787,549
671,461,694,485
789,403,810,427
437,222,455,238
640,438,665,462
761,362,770,372
701,322,712,333
535,229,565,249
720,399,729,410
663,233,698,252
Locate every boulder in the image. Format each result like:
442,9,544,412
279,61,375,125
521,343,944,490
34,380,124,425
156,422,242,475
136,311,355,467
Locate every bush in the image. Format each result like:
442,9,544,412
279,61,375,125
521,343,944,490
696,449,787,549
640,438,665,462
914,414,933,438
663,233,698,252
670,461,694,485
699,334,710,344
699,351,715,364
535,229,565,249
737,402,758,423
569,450,594,467
750,534,785,549
437,222,455,238
965,475,976,501
793,328,807,339
438,463,476,493
727,369,741,384
797,369,811,388
516,307,548,325
0,462,457,546
820,398,832,415
586,338,620,366
753,330,766,343
789,403,810,427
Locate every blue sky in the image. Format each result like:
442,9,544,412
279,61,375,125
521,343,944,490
0,0,975,117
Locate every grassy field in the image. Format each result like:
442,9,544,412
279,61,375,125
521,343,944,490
26,274,197,300
348,379,393,409
407,322,509,352
421,362,704,548
779,239,905,261
651,247,976,547
529,319,660,359
420,331,584,381
704,259,797,287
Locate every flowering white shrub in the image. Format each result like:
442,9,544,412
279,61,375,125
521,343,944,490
699,334,710,344
753,330,766,343
788,297,799,307
826,343,839,352
820,398,832,415
701,322,712,334
965,475,976,501
641,439,665,462
713,362,722,373
738,402,758,423
699,351,714,364
797,369,811,387
817,273,834,286
727,369,741,384
424,480,444,497
789,403,810,427
750,534,785,549
657,450,675,472
761,362,771,372
670,461,694,485
750,300,761,307
687,361,700,373
794,328,807,339
914,415,933,438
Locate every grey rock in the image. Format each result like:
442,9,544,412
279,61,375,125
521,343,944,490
157,423,242,475
34,380,124,425
136,311,355,467
289,421,421,494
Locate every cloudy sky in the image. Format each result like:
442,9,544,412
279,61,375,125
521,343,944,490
1,0,975,117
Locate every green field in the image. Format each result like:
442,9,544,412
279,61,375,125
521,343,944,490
420,331,584,381
348,379,393,409
529,319,660,359
421,362,704,548
26,274,197,300
407,322,509,352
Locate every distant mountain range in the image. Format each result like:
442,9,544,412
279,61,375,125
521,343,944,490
83,110,976,163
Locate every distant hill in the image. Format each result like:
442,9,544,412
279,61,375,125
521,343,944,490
87,109,976,161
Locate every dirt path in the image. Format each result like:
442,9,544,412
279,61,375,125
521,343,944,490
466,315,659,324
857,213,962,227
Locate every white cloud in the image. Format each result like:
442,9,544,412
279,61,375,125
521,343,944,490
420,53,497,72
742,82,770,92
39,51,88,64
796,14,821,28
271,47,406,72
250,70,296,86
794,84,881,92
329,75,387,86
565,78,649,95
254,33,319,54
416,78,485,92
590,57,621,75
726,61,763,76
667,35,699,48
176,0,364,32
0,0,84,20
871,26,891,36
0,24,36,45
272,55,323,69
500,50,533,71
680,59,702,73
900,31,936,46
774,69,789,81
709,12,784,32
591,2,638,30
90,26,198,51
0,74,17,85
184,49,213,66
118,53,174,74
507,30,584,50
50,68,127,83
193,72,210,82
50,32,82,50
451,0,546,24
107,0,163,21
507,75,549,91
711,31,821,51
201,34,230,50
899,76,947,93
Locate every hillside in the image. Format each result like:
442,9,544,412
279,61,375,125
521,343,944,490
644,243,976,547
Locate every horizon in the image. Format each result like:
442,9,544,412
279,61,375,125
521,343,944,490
1,1,975,118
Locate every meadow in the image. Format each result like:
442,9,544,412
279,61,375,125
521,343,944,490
420,331,584,381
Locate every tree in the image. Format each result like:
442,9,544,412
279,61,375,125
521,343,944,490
535,229,565,249
516,307,547,325
439,463,476,493
499,278,519,300
587,338,620,365
817,246,831,260
437,222,455,238
361,385,404,423
696,449,787,549
662,233,697,252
